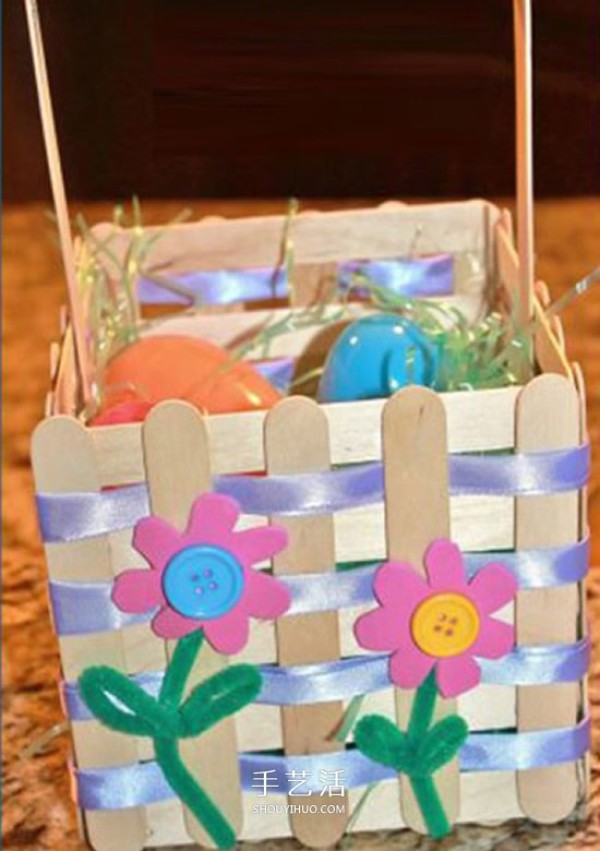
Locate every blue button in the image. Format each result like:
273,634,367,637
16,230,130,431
162,545,244,620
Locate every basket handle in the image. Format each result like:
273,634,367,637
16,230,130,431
24,0,91,406
513,0,535,321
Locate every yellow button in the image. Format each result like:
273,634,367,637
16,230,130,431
411,593,480,658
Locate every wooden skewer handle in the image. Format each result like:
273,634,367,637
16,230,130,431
24,0,91,404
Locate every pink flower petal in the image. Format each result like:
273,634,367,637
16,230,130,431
470,616,515,660
203,609,250,655
151,606,200,639
244,568,291,620
388,644,435,690
469,563,518,615
232,526,288,567
373,562,429,612
436,654,481,698
112,569,164,613
183,494,239,543
355,606,409,652
133,516,181,570
425,539,469,592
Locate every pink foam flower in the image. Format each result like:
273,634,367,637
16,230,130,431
113,493,290,653
354,539,517,698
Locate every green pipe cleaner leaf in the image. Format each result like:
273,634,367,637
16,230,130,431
178,664,262,738
354,714,416,774
413,715,469,777
79,666,177,738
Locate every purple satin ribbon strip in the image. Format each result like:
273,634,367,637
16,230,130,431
36,443,590,544
136,255,454,306
254,358,296,393
48,538,589,637
337,254,454,297
72,718,590,810
62,638,590,720
137,267,287,306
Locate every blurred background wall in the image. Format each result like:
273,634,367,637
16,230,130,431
3,0,599,203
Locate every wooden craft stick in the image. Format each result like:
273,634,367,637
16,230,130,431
142,401,243,846
91,200,490,276
572,361,591,803
494,222,571,378
24,0,91,405
515,375,582,821
572,363,589,542
49,341,60,382
500,208,515,244
531,300,572,378
32,417,147,851
382,388,460,832
513,0,535,323
534,280,551,308
265,397,349,848
89,385,521,486
291,263,339,306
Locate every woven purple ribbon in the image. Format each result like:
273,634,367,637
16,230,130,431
136,255,453,306
36,443,590,544
72,718,590,810
254,358,296,393
48,537,589,637
61,638,589,720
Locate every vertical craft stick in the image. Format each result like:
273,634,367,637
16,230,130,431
513,0,535,322
572,363,589,548
24,0,91,404
515,375,581,821
142,401,243,846
32,417,146,851
382,388,460,831
291,263,338,306
500,208,515,244
572,361,590,800
265,397,349,848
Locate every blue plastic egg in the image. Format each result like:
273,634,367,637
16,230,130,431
318,314,441,403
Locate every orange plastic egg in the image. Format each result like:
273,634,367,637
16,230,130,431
95,335,281,423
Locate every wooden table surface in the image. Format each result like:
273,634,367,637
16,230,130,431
2,199,599,850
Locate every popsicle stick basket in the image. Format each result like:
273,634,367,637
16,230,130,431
28,1,590,849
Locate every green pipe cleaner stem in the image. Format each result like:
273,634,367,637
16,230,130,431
408,774,450,840
154,629,236,847
153,734,235,849
406,671,451,838
407,668,437,739
159,629,205,708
